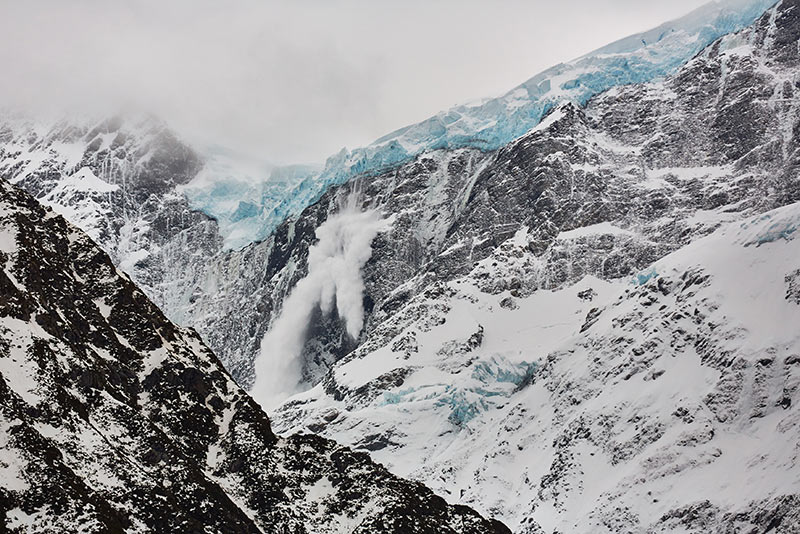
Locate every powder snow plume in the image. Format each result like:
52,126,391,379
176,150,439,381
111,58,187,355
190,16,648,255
253,195,390,410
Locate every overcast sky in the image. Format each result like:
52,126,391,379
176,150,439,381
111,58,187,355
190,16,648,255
0,0,713,164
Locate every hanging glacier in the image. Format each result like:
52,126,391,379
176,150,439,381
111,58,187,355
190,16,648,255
182,0,779,250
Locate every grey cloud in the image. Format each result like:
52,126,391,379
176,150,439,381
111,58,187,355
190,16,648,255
0,0,712,164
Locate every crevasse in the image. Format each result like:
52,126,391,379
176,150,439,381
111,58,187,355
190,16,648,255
185,0,778,250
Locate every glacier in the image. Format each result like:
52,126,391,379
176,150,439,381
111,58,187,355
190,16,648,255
178,145,319,249
183,0,779,250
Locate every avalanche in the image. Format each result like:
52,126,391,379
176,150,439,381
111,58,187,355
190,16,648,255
253,194,391,410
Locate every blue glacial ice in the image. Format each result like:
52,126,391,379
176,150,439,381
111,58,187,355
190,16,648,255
740,210,800,247
633,267,659,286
184,0,778,250
179,146,319,248
441,357,537,426
378,356,537,427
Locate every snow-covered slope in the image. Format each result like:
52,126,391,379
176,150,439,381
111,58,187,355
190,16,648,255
256,2,800,531
0,177,509,533
272,201,800,532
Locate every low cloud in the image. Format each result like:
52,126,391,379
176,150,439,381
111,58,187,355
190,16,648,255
0,0,711,164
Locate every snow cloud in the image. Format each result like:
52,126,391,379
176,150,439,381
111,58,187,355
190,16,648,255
253,195,390,409
0,0,712,164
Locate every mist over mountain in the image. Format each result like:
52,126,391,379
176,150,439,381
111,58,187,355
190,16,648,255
0,0,712,164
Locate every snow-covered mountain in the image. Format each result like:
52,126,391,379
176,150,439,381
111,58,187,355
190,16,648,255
0,0,790,392
272,200,800,532
0,177,509,532
260,3,800,529
0,113,220,320
2,0,800,532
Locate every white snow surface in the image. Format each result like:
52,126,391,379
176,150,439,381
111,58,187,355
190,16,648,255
272,201,800,532
557,221,634,240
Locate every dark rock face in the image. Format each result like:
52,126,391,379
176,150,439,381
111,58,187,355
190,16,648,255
787,269,800,304
0,178,510,533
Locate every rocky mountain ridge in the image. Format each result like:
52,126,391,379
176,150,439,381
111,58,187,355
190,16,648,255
0,177,509,532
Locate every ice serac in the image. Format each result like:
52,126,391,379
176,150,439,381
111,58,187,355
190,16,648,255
0,177,511,533
181,0,778,248
178,146,318,250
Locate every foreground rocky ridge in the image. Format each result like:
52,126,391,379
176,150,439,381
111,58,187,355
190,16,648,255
0,178,509,532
